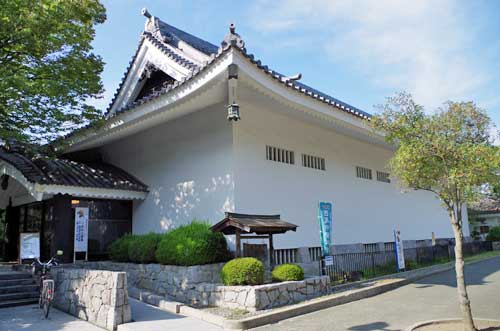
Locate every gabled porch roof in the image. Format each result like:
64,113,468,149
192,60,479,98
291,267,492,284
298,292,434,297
0,143,148,207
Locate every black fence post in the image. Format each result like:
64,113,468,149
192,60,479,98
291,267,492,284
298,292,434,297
371,253,376,276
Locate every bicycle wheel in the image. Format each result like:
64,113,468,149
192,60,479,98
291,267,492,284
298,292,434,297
43,299,51,319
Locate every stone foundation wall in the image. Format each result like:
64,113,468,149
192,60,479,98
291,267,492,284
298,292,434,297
53,268,131,331
188,276,330,311
75,261,224,304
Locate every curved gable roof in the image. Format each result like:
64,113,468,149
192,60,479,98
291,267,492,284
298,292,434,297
106,13,371,120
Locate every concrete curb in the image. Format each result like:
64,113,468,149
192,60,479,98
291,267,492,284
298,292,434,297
128,286,183,314
406,318,500,331
220,266,452,330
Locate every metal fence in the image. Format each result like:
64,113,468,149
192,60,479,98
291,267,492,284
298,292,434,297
273,248,298,265
322,241,493,283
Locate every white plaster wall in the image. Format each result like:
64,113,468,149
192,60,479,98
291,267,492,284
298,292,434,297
100,104,234,234
232,100,469,248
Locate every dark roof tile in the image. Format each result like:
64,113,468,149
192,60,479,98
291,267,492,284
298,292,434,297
0,146,148,192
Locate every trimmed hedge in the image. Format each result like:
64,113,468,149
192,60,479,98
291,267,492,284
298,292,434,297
128,233,162,263
109,234,135,262
221,257,264,285
271,263,304,282
156,221,231,266
486,226,500,241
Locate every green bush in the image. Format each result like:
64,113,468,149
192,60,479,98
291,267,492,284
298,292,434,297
221,257,265,285
128,233,162,263
109,234,135,262
155,221,231,266
271,264,304,282
486,226,500,241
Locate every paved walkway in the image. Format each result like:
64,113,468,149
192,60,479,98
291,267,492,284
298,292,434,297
0,304,104,331
254,256,500,331
0,298,222,331
118,298,222,331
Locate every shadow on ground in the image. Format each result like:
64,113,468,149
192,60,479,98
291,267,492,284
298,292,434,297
413,256,500,288
348,321,399,331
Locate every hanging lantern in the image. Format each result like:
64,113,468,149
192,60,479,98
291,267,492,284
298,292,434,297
227,64,240,121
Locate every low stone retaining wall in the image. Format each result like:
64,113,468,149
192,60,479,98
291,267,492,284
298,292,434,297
75,261,224,304
493,242,500,251
53,268,131,331
191,276,330,311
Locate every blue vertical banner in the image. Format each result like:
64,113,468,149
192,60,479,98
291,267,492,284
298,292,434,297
318,202,333,256
393,229,405,272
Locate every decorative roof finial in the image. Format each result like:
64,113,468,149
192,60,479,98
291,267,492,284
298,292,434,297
141,8,151,19
282,73,302,83
221,22,245,51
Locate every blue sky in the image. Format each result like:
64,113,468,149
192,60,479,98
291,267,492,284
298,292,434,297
91,0,500,132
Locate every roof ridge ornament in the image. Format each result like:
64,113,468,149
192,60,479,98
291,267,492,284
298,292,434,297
221,23,246,51
141,8,151,18
281,73,302,83
142,8,172,44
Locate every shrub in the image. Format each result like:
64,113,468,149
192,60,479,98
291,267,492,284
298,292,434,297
486,226,500,241
271,264,304,282
128,233,162,263
109,234,135,262
156,221,231,266
221,257,265,285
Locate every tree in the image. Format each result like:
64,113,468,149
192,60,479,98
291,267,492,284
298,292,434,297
0,0,106,144
370,92,500,331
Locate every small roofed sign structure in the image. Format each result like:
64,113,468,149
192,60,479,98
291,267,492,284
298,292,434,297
211,213,298,265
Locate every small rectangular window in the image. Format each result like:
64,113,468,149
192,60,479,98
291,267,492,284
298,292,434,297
356,166,372,180
302,154,326,170
266,145,295,165
376,171,391,183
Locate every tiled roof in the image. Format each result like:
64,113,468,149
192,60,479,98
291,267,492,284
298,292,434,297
0,145,148,192
468,196,500,215
157,20,219,55
211,212,298,235
60,17,372,150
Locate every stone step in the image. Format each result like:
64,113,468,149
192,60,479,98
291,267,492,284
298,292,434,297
0,278,36,287
0,291,39,302
0,284,38,294
0,272,33,281
0,298,38,309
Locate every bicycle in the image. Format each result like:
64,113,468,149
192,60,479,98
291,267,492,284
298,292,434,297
31,257,58,319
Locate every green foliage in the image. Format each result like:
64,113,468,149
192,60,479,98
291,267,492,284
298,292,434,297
0,0,106,143
486,226,500,242
128,233,162,264
220,258,265,286
155,221,231,266
109,234,135,262
271,264,304,282
370,92,500,224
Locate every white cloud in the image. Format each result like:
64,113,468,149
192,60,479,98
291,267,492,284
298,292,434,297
250,0,491,110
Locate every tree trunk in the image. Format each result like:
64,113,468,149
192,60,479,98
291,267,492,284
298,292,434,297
451,215,477,331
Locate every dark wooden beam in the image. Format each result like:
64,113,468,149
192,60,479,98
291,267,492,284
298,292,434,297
235,229,241,258
269,234,274,267
239,235,270,239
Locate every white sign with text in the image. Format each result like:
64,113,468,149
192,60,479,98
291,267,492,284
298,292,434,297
20,232,40,259
74,207,89,253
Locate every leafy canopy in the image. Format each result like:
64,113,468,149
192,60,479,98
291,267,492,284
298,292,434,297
0,0,106,144
370,92,500,220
